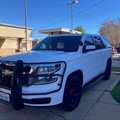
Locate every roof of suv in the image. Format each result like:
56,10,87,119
49,33,103,38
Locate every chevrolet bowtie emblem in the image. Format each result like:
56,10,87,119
2,69,13,76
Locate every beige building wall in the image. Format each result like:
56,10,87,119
0,24,32,38
0,23,33,56
0,49,16,56
1,38,17,49
21,39,32,52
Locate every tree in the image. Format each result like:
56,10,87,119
74,26,86,33
99,20,120,46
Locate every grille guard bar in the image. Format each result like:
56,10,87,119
11,60,25,110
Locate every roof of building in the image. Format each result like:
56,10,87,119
39,27,81,35
0,23,32,30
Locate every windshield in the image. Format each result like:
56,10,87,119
32,36,82,52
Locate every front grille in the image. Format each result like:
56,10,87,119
0,74,31,88
0,61,32,88
0,62,14,88
0,75,12,88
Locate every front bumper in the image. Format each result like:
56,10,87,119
0,60,66,110
0,86,63,107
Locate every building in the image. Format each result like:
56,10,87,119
39,27,81,36
0,23,33,56
32,39,40,47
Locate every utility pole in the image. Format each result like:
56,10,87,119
24,0,28,51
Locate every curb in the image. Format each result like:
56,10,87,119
113,58,120,61
111,72,120,75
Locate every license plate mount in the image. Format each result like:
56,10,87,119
0,91,10,103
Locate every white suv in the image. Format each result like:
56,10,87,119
0,34,112,111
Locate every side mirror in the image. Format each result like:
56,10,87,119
83,45,96,53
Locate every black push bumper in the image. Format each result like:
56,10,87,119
0,60,25,110
11,60,25,110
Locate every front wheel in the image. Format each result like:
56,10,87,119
62,75,82,111
103,60,111,80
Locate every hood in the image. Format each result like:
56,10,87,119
0,50,75,63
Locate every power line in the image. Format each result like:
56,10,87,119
33,0,105,32
85,18,120,30
74,0,105,17
32,17,120,39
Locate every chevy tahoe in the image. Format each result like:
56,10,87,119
0,34,112,111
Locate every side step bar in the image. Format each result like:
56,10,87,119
83,74,104,89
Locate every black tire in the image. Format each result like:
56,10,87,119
103,60,111,80
62,75,82,111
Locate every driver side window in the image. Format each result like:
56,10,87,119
84,36,94,45
83,36,95,53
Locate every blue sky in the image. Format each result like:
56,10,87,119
0,0,120,39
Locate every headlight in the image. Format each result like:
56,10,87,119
36,64,61,74
24,62,65,85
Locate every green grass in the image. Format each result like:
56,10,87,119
111,80,120,103
111,67,120,72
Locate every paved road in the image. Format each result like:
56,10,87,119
0,74,120,120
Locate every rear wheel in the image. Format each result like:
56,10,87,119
103,60,111,80
62,75,82,111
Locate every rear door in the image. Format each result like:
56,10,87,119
92,36,106,73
